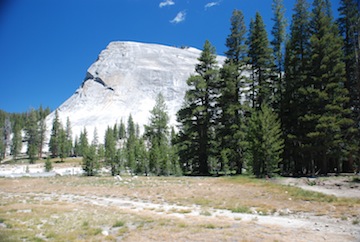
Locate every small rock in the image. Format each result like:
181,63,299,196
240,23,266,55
114,175,122,181
102,230,109,236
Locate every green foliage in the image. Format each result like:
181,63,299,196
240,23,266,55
0,128,5,160
105,127,116,174
11,121,22,161
79,128,89,157
49,110,61,158
25,109,40,164
246,104,284,177
282,0,311,175
271,0,287,113
231,206,251,214
301,0,353,174
177,40,219,175
217,10,249,174
145,93,172,175
82,144,99,176
45,156,53,172
119,119,126,139
134,137,149,175
247,12,275,108
113,220,125,227
126,115,137,174
220,149,230,176
0,106,50,162
338,0,360,170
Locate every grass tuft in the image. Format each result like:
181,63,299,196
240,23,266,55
113,220,125,227
231,206,251,214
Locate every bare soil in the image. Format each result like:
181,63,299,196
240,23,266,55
272,176,360,199
0,171,359,241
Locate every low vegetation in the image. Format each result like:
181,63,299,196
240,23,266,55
0,175,359,241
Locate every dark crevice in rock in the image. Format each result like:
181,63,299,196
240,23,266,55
81,72,115,92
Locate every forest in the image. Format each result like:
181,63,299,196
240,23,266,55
1,0,359,178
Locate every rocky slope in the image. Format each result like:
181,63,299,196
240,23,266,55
46,41,225,143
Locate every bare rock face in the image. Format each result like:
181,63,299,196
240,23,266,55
46,41,225,142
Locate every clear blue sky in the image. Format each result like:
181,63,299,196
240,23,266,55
0,0,340,113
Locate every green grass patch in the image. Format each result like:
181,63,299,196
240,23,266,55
285,186,338,202
223,175,346,204
203,223,216,229
231,206,251,214
113,220,125,227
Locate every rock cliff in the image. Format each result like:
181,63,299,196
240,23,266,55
46,41,225,142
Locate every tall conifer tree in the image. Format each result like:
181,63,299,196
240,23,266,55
177,40,219,175
49,110,61,158
105,126,117,175
271,0,287,113
11,121,22,161
247,12,275,108
145,93,171,175
25,109,39,163
338,0,360,170
246,104,284,177
303,0,353,174
218,9,248,174
282,0,311,174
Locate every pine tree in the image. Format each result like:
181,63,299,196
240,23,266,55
25,109,39,164
246,104,284,177
73,136,79,157
58,125,67,162
247,12,276,108
271,0,287,113
126,115,137,173
177,40,219,175
79,128,89,157
0,127,5,160
49,110,61,158
282,0,311,174
338,0,360,170
170,127,182,176
82,144,99,176
38,114,46,159
144,93,171,175
11,120,22,161
2,117,12,159
303,0,353,174
218,9,248,174
105,126,117,175
64,117,73,157
134,137,149,175
45,156,53,172
92,127,99,147
119,119,126,140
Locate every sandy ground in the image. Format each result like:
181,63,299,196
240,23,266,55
0,163,359,241
272,176,360,199
0,173,360,241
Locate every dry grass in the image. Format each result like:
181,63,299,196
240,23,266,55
0,175,359,241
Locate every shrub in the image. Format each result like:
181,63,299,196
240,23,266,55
113,220,125,227
45,157,53,172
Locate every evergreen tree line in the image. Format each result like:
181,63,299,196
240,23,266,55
48,94,182,176
0,106,50,162
176,0,360,177
1,0,359,178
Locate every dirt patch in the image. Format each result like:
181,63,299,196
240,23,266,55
272,176,360,199
0,176,359,241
